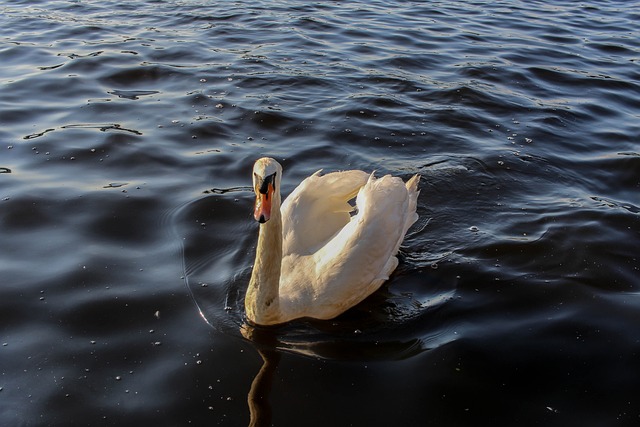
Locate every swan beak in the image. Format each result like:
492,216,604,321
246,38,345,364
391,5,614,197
253,174,275,223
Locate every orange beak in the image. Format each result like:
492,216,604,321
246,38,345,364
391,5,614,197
253,181,274,223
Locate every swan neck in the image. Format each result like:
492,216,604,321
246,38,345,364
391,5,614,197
246,197,283,325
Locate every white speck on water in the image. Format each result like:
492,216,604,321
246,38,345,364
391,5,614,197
469,226,479,232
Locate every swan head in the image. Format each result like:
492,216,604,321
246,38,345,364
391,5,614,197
252,157,282,223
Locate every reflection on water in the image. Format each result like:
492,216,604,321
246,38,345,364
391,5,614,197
247,350,280,427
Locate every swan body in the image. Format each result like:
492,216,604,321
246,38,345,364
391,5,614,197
245,157,420,325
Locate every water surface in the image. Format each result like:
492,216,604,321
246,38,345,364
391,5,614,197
1,1,639,426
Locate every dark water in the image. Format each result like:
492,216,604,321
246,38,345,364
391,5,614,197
1,1,639,425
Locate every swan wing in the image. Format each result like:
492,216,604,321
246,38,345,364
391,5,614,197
279,173,420,320
281,169,369,257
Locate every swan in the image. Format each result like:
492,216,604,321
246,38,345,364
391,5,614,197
245,157,420,326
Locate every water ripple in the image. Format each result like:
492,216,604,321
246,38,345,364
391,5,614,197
2,1,640,425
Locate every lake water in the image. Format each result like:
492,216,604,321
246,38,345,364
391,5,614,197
1,1,639,425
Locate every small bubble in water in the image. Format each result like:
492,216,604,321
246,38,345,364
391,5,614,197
200,78,207,82
431,263,438,269
469,226,479,232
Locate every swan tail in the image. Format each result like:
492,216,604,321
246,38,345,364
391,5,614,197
389,174,420,257
404,174,420,233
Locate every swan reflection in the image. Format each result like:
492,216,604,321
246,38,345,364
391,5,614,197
247,348,280,427
242,324,281,427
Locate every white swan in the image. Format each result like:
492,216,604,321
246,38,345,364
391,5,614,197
245,157,420,325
